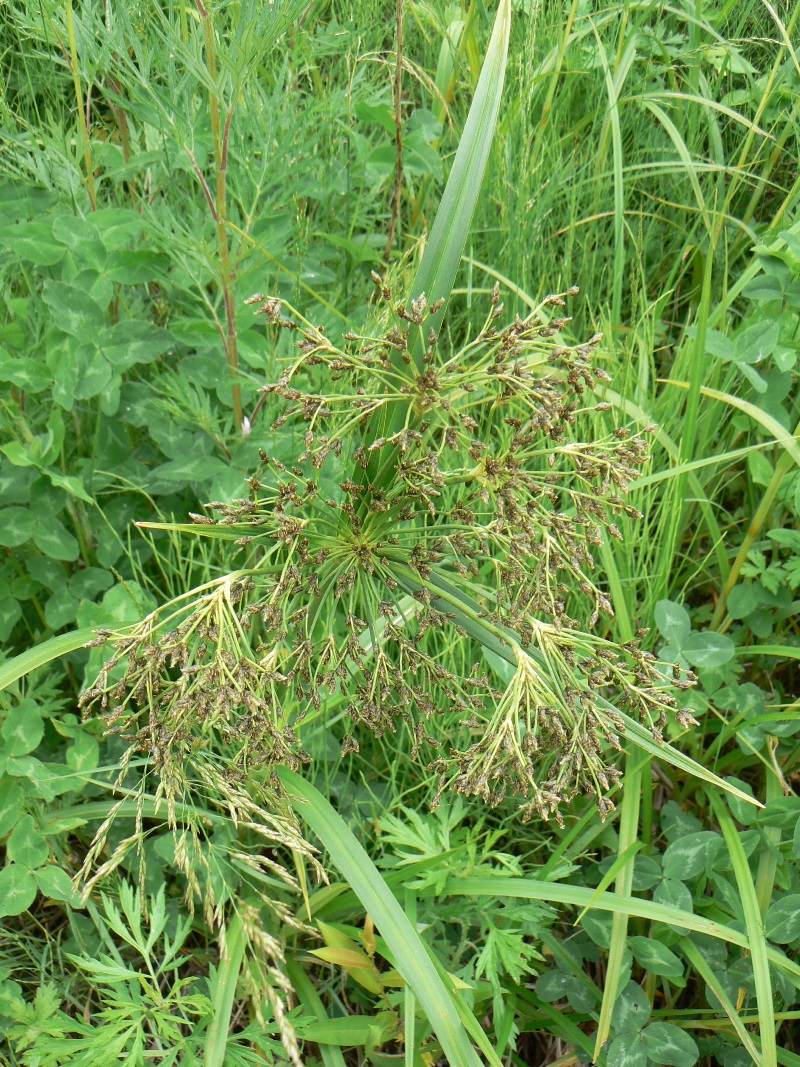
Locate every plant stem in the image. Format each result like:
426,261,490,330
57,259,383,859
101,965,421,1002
593,757,641,1061
383,0,404,264
710,427,798,630
104,72,137,206
65,0,97,210
197,0,243,431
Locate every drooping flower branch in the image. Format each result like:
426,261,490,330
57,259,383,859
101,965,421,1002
82,281,696,849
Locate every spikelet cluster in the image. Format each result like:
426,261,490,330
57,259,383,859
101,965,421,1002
81,279,696,847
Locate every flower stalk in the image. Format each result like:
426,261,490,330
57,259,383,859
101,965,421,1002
65,0,97,210
197,0,243,430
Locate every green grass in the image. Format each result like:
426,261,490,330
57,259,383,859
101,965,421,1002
2,0,800,1065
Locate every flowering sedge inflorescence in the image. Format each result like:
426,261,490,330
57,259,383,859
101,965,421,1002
82,278,696,839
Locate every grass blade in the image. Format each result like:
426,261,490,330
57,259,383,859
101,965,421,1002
204,913,246,1067
0,629,94,693
734,645,800,662
640,100,710,233
594,756,641,1059
707,792,777,1067
637,91,771,138
406,0,511,355
611,706,762,808
366,0,512,485
590,25,628,323
422,945,505,1067
285,959,347,1067
680,937,764,1067
661,380,800,469
592,563,639,1060
711,445,797,628
595,383,731,581
403,890,417,1067
441,878,800,988
574,839,644,924
655,227,716,604
277,767,483,1067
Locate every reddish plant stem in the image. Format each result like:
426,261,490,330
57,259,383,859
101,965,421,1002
383,0,404,264
197,0,243,430
105,73,138,206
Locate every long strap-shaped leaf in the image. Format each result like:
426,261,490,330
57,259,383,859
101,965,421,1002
406,0,511,356
0,629,94,693
368,0,512,478
609,705,761,808
441,878,800,988
276,767,484,1067
708,792,777,1067
661,379,800,469
204,913,246,1067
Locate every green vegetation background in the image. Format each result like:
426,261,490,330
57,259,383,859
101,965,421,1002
1,1,800,1065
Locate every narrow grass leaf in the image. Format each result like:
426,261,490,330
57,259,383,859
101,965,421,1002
574,840,644,924
633,440,783,489
734,645,800,662
403,890,417,1067
661,380,800,469
594,757,641,1059
422,942,505,1067
636,91,771,138
277,767,483,1067
590,25,631,323
407,0,511,351
286,959,347,1067
442,877,800,988
680,937,763,1066
135,521,263,541
0,629,95,693
366,0,512,481
611,706,762,808
204,913,246,1067
707,792,777,1067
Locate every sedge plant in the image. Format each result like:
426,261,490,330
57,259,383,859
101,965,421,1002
71,0,755,1013
81,279,696,827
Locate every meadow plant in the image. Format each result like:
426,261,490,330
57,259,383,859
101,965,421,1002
80,279,697,859
4,0,798,1061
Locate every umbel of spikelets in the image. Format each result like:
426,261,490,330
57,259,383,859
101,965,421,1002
81,280,697,845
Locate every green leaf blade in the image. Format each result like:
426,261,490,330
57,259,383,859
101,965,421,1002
407,0,512,349
277,768,483,1067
